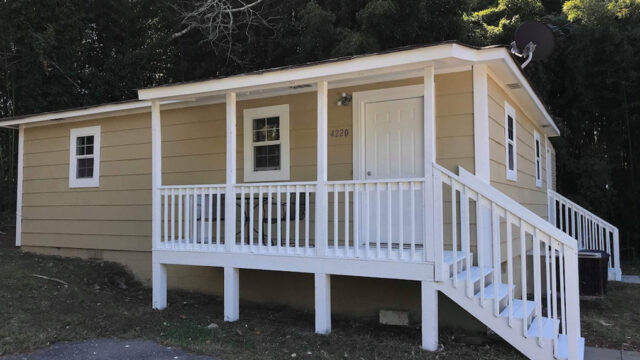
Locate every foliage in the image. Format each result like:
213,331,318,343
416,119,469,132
0,0,639,258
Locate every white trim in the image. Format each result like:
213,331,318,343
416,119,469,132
504,102,517,181
15,125,24,247
225,93,237,251
473,64,490,182
315,81,329,257
69,126,101,188
242,104,290,182
423,66,437,268
534,131,542,188
151,101,162,250
352,84,424,180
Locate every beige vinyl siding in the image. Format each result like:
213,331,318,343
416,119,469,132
548,140,557,191
487,76,548,219
21,112,152,252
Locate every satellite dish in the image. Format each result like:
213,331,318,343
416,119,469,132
510,20,554,69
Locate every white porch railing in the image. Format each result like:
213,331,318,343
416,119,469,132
548,189,621,281
157,179,426,262
433,164,582,359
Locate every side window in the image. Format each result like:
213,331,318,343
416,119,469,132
69,126,101,188
505,102,517,181
534,131,542,187
243,104,290,182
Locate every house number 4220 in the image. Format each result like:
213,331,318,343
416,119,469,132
331,129,349,137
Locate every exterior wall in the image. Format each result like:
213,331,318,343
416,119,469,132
19,71,478,328
21,113,152,252
487,75,548,219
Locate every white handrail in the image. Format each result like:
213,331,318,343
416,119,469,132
548,189,621,281
433,164,581,360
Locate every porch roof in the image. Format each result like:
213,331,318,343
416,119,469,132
0,41,560,137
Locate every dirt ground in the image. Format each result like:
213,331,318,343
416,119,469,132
0,248,524,360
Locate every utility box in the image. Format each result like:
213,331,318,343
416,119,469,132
578,250,609,296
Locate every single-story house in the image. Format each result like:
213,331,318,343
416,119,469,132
1,41,621,360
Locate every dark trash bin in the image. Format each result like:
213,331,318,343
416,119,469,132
578,250,609,296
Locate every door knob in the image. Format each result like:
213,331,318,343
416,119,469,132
367,171,372,176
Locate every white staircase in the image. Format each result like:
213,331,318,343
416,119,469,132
432,165,584,360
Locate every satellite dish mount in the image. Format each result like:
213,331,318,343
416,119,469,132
510,20,554,69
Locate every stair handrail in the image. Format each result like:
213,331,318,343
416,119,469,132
432,164,582,360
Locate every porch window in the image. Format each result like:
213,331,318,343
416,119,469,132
505,102,517,181
243,104,290,182
534,131,542,187
69,126,100,188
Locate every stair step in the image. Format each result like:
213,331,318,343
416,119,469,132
557,334,585,360
527,316,559,339
475,283,512,301
499,299,536,320
443,250,467,264
456,266,492,282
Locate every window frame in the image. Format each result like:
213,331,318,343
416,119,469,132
243,104,290,182
504,102,517,181
534,131,542,188
69,126,101,188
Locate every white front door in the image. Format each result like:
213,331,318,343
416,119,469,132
364,97,424,179
361,96,424,249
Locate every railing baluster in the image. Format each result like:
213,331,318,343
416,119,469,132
398,182,403,261
387,182,392,260
295,186,300,254
477,195,485,307
268,186,273,251
520,221,527,338
171,189,176,249
216,188,221,248
163,190,168,248
376,183,381,258
334,185,339,255
551,240,559,355
276,186,281,251
460,188,471,298
258,186,263,252
545,237,552,320
286,186,291,254
192,188,197,249
354,184,360,258
240,187,245,252
506,211,513,327
410,182,416,262
365,184,371,259
178,188,183,248
491,203,500,317
533,229,543,347
559,245,567,335
200,189,205,250
345,184,350,258
451,180,458,288
185,189,190,246
305,185,310,255
208,188,213,249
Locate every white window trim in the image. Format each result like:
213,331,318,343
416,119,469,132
69,126,101,188
505,102,517,181
534,131,542,188
545,136,553,191
243,104,290,182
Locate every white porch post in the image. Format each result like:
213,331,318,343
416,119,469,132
421,281,438,351
151,100,167,310
15,125,24,247
152,262,167,309
314,273,331,334
225,92,237,251
224,266,240,321
423,66,438,269
315,81,328,256
473,64,490,182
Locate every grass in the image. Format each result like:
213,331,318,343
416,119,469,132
0,249,524,360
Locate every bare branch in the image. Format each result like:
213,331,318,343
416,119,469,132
171,0,271,63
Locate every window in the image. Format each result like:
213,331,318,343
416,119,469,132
69,126,100,188
243,104,290,182
505,102,517,181
534,131,542,187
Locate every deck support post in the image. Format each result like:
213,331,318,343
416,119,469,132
421,281,438,351
152,262,167,310
151,100,162,250
225,92,237,251
423,65,438,271
315,81,328,256
314,273,331,334
224,266,240,322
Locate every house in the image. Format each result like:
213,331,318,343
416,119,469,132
0,42,622,360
